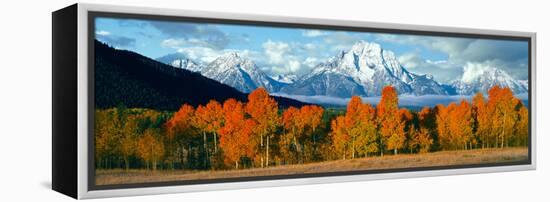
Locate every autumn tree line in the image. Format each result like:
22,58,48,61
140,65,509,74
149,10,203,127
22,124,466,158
95,85,529,171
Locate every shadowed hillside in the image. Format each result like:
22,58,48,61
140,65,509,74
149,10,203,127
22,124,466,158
94,40,306,110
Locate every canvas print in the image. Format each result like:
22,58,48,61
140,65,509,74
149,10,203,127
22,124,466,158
92,15,530,186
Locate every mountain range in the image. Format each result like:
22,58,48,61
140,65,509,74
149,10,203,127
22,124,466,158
156,40,528,98
95,40,307,111
452,66,528,95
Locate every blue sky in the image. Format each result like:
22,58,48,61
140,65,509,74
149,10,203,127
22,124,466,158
95,17,529,83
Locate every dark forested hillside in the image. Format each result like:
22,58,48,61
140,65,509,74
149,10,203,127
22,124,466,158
94,40,305,110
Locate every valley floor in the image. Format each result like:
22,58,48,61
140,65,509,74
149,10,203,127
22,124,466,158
95,147,528,186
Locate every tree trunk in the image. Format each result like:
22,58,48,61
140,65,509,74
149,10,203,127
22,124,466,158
312,128,316,145
266,136,270,167
394,148,397,155
352,136,355,159
187,144,192,169
213,133,217,154
501,112,506,148
501,132,505,148
293,136,297,152
203,131,208,168
125,156,129,171
150,144,154,170
260,133,264,168
235,161,239,169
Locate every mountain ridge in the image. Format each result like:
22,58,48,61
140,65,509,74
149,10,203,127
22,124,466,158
156,40,527,98
95,40,307,110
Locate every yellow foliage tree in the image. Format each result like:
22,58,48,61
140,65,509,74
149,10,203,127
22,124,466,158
488,86,519,148
137,128,165,170
330,116,350,160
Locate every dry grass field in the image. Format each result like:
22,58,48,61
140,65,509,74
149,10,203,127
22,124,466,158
96,147,528,185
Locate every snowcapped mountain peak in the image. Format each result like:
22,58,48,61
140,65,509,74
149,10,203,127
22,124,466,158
156,51,286,94
350,40,382,55
155,53,202,72
453,63,527,95
202,53,285,93
281,40,447,97
156,40,527,100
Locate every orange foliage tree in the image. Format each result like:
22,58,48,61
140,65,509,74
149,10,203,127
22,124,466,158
472,93,491,149
95,84,530,171
301,105,324,145
194,100,224,167
346,96,362,159
377,86,405,155
245,88,280,167
280,106,301,164
435,104,451,150
448,100,474,150
165,104,196,167
219,99,255,169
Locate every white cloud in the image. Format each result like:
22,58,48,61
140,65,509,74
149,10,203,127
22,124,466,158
176,46,221,63
323,32,361,51
398,53,420,69
303,57,320,68
161,38,222,50
426,59,447,65
374,34,474,57
397,52,462,82
375,33,529,81
96,30,110,36
302,30,326,37
260,40,312,74
461,62,496,83
160,38,185,49
288,60,301,72
303,43,316,51
262,40,290,64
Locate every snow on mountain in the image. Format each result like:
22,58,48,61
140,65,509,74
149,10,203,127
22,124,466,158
157,52,285,93
155,41,527,99
281,40,448,97
452,64,528,95
270,74,298,84
156,53,203,72
201,52,285,93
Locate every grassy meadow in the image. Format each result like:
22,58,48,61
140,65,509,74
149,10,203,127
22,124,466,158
96,147,528,185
